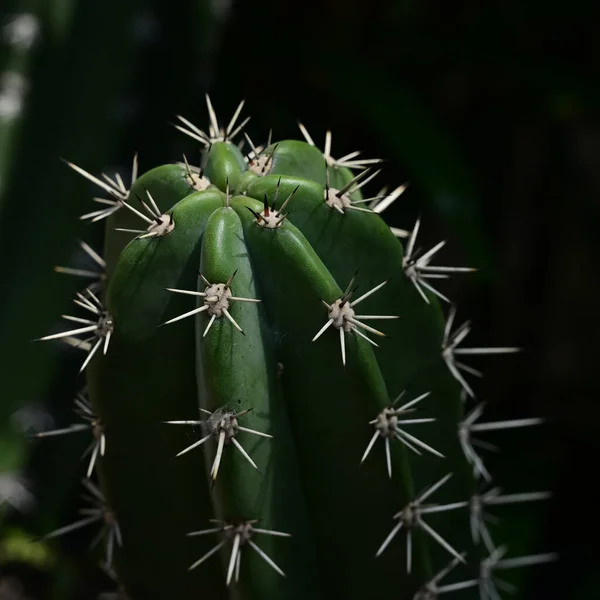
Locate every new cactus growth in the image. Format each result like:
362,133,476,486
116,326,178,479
34,97,556,600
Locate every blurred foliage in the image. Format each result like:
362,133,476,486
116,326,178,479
0,0,596,598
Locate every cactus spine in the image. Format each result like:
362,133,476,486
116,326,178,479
34,97,556,600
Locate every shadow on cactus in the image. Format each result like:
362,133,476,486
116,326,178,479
32,97,557,600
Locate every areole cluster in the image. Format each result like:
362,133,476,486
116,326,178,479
33,96,556,600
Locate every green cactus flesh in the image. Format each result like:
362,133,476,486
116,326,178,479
35,101,554,600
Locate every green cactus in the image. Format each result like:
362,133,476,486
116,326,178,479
34,97,556,600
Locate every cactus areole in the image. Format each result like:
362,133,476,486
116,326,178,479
37,98,555,600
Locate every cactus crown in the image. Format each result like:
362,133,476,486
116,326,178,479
34,96,555,600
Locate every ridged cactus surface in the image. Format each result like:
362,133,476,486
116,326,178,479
34,98,556,600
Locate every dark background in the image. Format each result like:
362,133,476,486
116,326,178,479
0,0,596,598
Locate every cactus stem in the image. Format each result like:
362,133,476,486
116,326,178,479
41,479,122,568
33,392,105,478
362,391,442,477
165,406,272,479
163,275,260,330
187,520,289,584
297,123,381,170
376,473,465,572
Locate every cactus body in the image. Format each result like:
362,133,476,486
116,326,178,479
35,100,554,600
87,137,467,598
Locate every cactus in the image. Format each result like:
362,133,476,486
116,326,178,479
33,97,556,600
